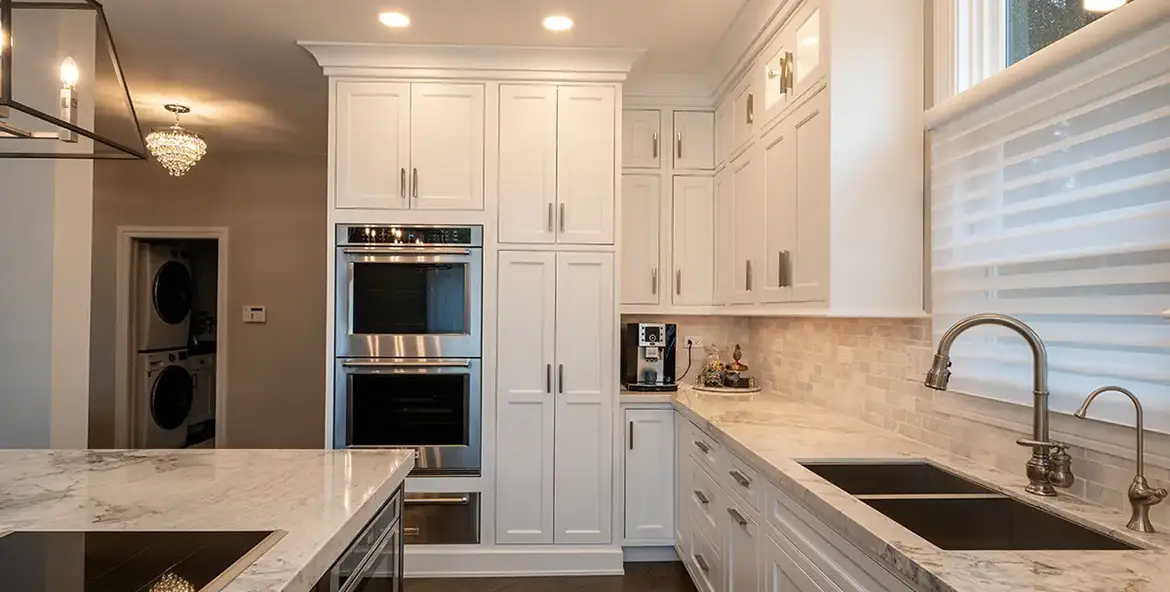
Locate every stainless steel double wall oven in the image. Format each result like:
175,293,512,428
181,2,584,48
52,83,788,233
334,224,483,480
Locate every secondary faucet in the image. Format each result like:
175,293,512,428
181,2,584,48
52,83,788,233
1075,386,1167,533
925,313,1074,496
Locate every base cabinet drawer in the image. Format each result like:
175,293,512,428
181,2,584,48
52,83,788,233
765,532,827,592
690,521,724,592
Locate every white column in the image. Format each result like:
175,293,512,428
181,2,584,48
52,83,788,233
0,9,96,448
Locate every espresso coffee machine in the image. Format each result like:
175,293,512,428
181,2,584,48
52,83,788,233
620,323,678,392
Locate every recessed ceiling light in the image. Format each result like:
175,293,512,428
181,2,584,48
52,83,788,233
379,11,411,28
542,15,573,31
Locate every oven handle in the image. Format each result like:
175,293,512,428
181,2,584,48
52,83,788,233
342,360,473,368
342,247,473,256
404,495,471,506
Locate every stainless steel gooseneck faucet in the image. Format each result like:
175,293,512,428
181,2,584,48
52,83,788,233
1075,386,1167,533
925,313,1074,496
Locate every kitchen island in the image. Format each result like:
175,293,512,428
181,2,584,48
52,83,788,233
0,448,413,591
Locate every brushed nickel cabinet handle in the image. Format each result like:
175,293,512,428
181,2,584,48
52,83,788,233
559,204,566,233
694,490,710,505
693,440,710,454
676,269,682,296
730,469,752,488
727,507,748,526
652,268,658,295
400,168,406,198
411,168,418,199
746,260,753,291
547,203,554,232
747,93,754,125
652,131,659,159
694,554,709,572
546,363,552,394
558,364,564,394
677,132,683,160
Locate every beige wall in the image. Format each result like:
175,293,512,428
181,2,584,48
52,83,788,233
89,153,327,449
748,317,1170,524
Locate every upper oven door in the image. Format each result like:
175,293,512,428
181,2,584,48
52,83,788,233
336,247,482,358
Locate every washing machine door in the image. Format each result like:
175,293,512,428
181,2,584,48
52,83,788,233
153,260,193,325
151,365,194,430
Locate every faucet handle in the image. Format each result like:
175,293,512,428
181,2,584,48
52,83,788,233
1015,438,1068,451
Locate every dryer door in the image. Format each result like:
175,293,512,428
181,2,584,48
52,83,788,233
151,365,194,430
153,260,193,325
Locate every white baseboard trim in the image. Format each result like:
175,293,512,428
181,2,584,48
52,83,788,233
622,546,680,563
404,545,625,578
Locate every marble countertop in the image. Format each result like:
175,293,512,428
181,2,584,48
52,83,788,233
671,387,1170,592
0,449,414,592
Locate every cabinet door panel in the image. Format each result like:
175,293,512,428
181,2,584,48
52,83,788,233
410,83,484,210
790,2,826,101
765,533,826,592
674,111,715,170
672,176,715,305
624,409,675,542
725,497,760,592
790,91,830,303
495,251,557,544
558,86,616,244
715,99,733,169
623,110,662,169
335,81,410,209
554,252,615,544
621,175,662,305
760,124,796,304
730,150,761,305
499,84,558,244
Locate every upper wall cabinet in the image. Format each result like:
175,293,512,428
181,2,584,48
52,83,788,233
621,174,662,306
623,110,662,169
499,85,617,245
673,112,715,171
334,81,484,210
731,68,759,160
761,0,826,127
714,99,733,170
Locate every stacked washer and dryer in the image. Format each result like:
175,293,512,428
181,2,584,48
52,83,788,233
135,243,216,448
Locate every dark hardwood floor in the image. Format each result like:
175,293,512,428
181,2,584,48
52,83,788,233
405,562,696,592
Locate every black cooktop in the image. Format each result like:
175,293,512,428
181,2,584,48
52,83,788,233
0,531,275,592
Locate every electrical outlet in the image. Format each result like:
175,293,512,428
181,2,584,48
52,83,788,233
685,335,703,349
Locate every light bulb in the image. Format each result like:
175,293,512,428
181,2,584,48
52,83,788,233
378,12,410,28
1083,0,1125,12
542,15,573,31
60,57,79,89
0,25,8,56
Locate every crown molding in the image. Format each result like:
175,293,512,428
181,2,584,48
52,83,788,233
299,42,646,81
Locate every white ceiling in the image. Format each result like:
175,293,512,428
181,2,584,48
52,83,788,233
98,0,748,153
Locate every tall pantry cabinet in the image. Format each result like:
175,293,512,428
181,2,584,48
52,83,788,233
496,82,621,545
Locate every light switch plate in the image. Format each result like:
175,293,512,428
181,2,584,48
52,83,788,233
243,305,266,324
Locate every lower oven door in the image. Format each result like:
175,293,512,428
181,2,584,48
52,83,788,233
404,493,481,545
335,358,481,476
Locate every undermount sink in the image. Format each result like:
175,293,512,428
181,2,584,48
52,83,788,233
800,461,995,495
799,461,1142,551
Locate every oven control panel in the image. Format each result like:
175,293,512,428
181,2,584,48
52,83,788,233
340,225,482,247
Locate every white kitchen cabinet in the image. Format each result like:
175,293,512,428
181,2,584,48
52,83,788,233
731,69,758,159
729,149,762,305
334,81,484,210
499,84,558,244
724,495,761,592
675,413,691,545
765,533,825,592
788,1,825,102
713,167,733,305
621,174,662,305
673,111,716,171
409,83,485,210
623,408,675,543
715,98,733,170
672,176,715,306
624,109,662,169
334,81,411,210
760,115,795,305
495,251,557,544
553,252,615,544
499,85,617,245
557,86,617,245
496,251,615,546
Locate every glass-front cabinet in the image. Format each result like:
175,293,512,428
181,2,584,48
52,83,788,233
761,0,825,125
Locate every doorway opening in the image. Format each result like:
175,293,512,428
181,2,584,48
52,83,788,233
114,227,228,449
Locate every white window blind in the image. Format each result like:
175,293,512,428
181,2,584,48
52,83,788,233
929,17,1170,432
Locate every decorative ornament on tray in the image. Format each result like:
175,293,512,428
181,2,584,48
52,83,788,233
694,343,760,394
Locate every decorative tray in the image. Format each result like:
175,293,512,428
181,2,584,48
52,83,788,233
691,385,762,395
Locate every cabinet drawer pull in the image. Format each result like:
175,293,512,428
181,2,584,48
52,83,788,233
746,260,753,291
727,507,748,526
545,363,552,394
784,51,795,93
677,132,683,160
547,203,554,232
558,364,564,394
676,269,682,296
694,490,710,505
399,168,406,198
652,131,659,159
729,469,752,488
559,203,566,233
694,553,710,572
652,268,658,295
411,168,419,199
693,440,710,454
747,92,754,124
629,421,635,450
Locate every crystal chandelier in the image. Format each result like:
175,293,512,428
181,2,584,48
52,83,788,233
145,104,207,177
